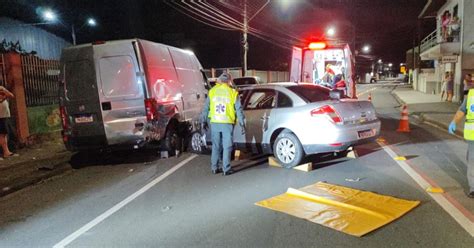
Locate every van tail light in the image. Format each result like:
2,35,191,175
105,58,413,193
145,98,157,121
59,106,69,130
310,105,342,124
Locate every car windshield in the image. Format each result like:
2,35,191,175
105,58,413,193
287,85,331,103
233,77,257,86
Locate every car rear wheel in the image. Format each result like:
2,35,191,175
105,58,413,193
273,132,304,168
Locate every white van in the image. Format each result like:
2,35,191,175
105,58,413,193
59,39,208,153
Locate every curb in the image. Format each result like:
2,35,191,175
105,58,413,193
390,88,464,139
0,152,70,171
0,153,72,198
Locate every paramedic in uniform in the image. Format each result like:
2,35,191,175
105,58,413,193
448,90,474,198
201,72,245,176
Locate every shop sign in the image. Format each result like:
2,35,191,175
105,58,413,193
442,55,458,63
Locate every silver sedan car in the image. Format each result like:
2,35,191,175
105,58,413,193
190,83,381,168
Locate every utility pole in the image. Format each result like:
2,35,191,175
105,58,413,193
71,24,77,46
242,0,248,77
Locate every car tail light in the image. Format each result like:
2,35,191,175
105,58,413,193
92,41,106,45
145,98,157,121
59,106,69,130
310,105,342,124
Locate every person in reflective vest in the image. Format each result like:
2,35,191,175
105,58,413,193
448,89,474,198
201,72,245,176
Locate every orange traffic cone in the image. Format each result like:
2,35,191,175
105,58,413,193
397,104,410,132
368,93,372,102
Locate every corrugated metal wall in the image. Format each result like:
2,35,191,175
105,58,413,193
0,17,70,59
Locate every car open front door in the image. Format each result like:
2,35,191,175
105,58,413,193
237,89,277,153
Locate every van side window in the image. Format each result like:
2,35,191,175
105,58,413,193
99,56,139,98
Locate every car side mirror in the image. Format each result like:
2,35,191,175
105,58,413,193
329,90,343,100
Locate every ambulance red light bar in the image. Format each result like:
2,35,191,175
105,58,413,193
308,42,327,50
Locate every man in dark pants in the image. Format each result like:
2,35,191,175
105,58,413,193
201,72,245,176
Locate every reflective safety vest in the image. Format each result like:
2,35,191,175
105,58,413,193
465,89,474,140
208,83,238,124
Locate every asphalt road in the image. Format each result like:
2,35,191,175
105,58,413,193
0,82,473,247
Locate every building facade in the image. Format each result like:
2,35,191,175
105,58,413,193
411,0,474,102
0,17,70,59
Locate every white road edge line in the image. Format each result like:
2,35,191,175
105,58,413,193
377,141,474,237
53,154,199,248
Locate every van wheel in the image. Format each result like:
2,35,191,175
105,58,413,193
273,132,304,168
162,121,180,156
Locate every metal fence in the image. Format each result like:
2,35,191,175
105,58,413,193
21,55,60,107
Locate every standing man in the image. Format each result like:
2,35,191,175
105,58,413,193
448,91,474,198
0,86,17,158
201,72,245,176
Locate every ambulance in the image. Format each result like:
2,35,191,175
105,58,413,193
289,42,356,98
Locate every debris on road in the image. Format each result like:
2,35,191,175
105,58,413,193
256,181,420,237
426,187,445,193
345,177,362,182
394,156,406,161
160,151,169,159
161,206,172,212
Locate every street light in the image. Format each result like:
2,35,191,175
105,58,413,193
326,27,336,36
87,18,97,27
362,45,370,53
39,8,97,45
42,9,57,22
388,63,393,67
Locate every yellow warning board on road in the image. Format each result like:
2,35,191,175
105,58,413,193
255,182,420,237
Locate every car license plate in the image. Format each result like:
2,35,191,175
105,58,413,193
75,115,93,123
358,129,374,139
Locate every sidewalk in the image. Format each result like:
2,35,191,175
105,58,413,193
391,86,463,136
0,132,72,197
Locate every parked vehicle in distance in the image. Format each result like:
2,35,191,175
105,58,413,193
59,39,208,154
232,76,262,88
192,83,380,167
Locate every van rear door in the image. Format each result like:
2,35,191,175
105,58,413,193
61,45,107,148
94,41,147,145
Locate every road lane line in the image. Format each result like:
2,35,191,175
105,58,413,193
356,87,378,98
377,140,474,237
53,154,198,248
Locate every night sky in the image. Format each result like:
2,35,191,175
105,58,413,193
1,0,435,73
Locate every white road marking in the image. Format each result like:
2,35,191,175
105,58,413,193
356,87,378,98
53,154,198,248
377,140,474,237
